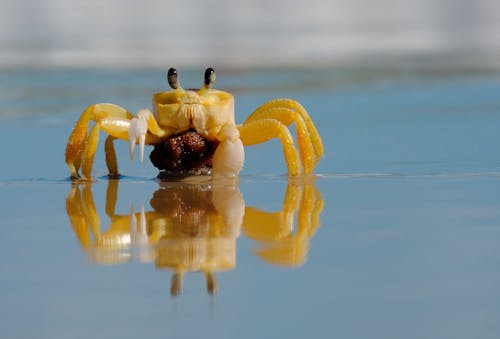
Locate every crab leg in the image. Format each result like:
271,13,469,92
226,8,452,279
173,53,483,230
247,99,324,162
80,118,132,178
65,103,132,178
245,107,315,173
244,99,323,174
104,136,119,177
238,118,301,176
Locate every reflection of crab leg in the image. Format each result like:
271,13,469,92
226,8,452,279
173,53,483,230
81,183,104,245
243,181,324,266
297,184,324,239
242,99,324,174
243,183,302,242
66,184,92,248
66,183,103,247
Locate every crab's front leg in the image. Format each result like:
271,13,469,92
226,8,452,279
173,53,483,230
66,104,171,179
66,103,133,179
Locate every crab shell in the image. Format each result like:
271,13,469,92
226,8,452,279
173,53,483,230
144,88,244,177
153,89,234,137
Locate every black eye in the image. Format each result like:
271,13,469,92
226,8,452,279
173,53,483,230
204,67,216,87
167,68,179,89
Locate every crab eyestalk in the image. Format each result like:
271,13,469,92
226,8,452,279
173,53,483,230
199,67,215,95
167,67,181,90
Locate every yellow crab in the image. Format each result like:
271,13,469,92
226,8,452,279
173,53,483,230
65,68,323,179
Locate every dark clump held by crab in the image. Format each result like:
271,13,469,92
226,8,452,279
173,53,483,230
150,129,219,178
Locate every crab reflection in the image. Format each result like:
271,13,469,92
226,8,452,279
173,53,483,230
66,178,323,296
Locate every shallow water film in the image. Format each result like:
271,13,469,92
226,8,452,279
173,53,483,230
0,67,500,339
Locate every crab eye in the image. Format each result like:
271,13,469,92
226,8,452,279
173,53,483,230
204,67,216,88
167,68,179,89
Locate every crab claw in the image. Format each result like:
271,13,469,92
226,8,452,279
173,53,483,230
128,110,149,162
212,125,245,177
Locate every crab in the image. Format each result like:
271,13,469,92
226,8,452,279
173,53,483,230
65,68,323,179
